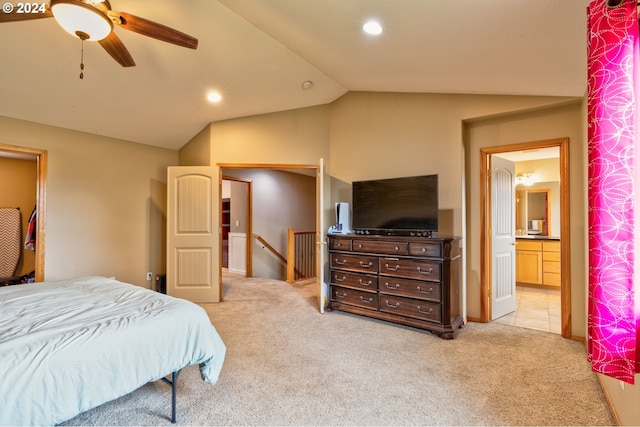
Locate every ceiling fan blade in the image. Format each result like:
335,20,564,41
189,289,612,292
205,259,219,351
111,11,198,50
0,6,52,22
99,31,136,67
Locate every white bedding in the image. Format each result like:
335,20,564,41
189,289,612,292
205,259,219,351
0,276,226,425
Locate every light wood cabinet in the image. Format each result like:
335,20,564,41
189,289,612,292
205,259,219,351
516,239,560,287
516,240,542,285
542,241,561,287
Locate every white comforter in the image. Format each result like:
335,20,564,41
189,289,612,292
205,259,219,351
0,276,226,425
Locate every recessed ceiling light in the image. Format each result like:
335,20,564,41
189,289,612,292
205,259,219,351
363,20,383,35
207,92,222,103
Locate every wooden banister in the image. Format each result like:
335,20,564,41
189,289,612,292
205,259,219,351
252,233,288,266
253,231,313,283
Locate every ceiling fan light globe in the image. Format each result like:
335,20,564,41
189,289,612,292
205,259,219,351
51,0,113,41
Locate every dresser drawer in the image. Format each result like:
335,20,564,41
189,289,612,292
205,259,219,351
517,240,543,251
379,295,441,323
352,239,408,256
329,270,377,291
379,258,440,281
543,261,561,274
379,276,441,302
330,253,378,274
543,272,561,287
542,240,560,252
330,285,378,310
408,242,441,258
329,237,352,251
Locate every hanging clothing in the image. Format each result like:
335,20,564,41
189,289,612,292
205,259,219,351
24,207,36,251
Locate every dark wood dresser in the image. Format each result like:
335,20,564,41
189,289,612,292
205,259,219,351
327,234,463,339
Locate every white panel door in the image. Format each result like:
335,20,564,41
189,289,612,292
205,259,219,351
491,156,516,319
167,166,219,303
316,158,328,313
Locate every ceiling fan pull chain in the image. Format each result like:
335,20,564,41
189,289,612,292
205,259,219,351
79,39,85,80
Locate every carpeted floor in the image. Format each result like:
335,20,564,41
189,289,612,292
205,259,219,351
63,274,615,426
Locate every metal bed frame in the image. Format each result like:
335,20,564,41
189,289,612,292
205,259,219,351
160,369,182,423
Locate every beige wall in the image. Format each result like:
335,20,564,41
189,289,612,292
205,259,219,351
0,157,37,276
0,115,178,287
328,92,578,236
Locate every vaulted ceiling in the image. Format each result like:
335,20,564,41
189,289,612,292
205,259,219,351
0,0,591,150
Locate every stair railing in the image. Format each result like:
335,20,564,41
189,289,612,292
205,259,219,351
252,229,316,283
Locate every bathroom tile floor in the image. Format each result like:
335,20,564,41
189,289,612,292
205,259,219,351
494,285,561,334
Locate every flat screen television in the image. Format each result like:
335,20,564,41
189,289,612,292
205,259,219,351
352,174,438,236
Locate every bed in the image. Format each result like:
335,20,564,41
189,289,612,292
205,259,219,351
0,276,226,426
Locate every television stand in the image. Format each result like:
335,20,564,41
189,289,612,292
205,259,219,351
327,233,462,339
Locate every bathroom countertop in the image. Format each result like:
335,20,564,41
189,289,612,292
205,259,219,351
516,235,560,241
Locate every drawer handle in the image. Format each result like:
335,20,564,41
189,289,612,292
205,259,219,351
417,267,434,275
385,300,400,308
417,286,434,294
384,263,400,271
335,291,347,298
394,246,399,251
360,261,373,268
417,306,434,315
360,296,374,304
334,275,346,282
358,244,363,248
385,282,400,290
335,259,347,265
359,279,373,286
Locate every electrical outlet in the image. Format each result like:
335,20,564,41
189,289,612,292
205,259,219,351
146,272,153,281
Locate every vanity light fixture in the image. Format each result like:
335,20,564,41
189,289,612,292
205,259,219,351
516,173,535,186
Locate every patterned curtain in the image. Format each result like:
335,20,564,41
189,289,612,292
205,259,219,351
587,0,640,384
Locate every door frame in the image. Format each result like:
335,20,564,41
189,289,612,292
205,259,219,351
0,143,47,282
221,175,253,279
480,137,570,338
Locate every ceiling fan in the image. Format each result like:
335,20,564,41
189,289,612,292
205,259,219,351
0,0,198,67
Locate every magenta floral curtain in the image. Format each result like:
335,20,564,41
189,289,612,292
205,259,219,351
587,0,640,384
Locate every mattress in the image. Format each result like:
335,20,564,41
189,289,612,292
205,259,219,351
0,276,226,425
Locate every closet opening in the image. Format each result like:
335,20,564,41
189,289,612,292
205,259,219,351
0,144,47,282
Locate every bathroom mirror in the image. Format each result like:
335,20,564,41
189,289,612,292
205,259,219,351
516,189,552,236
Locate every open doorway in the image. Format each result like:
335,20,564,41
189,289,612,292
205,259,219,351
218,163,318,294
480,138,571,338
0,144,47,282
